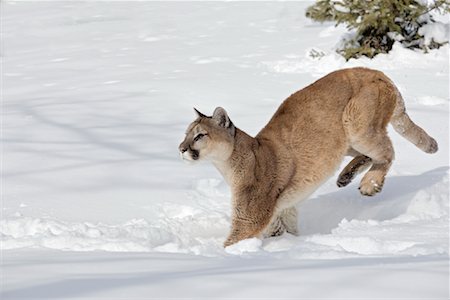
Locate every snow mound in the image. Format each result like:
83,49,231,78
0,213,229,255
1,217,170,252
305,214,447,257
419,22,449,45
262,41,449,77
2,174,448,258
225,238,263,255
0,178,230,255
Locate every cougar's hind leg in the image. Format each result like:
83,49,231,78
337,155,372,188
351,133,394,196
343,82,396,196
359,135,394,196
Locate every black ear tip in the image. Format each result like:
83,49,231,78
194,107,206,118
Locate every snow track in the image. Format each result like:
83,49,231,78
2,173,448,258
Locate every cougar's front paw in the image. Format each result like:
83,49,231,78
223,239,234,248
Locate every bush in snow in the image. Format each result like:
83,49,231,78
306,0,450,60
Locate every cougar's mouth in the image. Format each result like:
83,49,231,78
191,149,199,160
180,147,200,161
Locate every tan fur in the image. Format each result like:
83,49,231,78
179,67,438,247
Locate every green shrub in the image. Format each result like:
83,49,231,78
306,0,450,60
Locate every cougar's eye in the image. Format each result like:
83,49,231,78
194,133,206,142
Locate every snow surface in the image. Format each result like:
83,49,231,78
419,21,449,45
1,1,449,299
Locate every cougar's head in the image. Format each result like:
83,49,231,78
179,107,236,162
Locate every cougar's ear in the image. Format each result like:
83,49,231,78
212,107,230,127
213,107,235,136
193,107,207,118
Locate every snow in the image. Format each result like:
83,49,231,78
1,1,449,299
224,238,263,255
263,41,449,77
3,250,447,300
332,0,351,13
418,21,449,45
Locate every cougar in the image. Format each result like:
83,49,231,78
178,67,438,247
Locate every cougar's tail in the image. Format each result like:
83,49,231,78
390,88,438,154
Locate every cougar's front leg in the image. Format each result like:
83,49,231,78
224,199,275,247
224,218,259,247
263,216,285,238
263,206,299,237
280,206,298,235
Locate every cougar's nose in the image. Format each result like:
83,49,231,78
179,143,188,153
